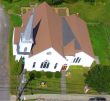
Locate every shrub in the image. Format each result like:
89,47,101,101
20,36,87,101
55,71,61,78
29,70,36,80
45,71,53,78
84,65,110,93
35,71,42,78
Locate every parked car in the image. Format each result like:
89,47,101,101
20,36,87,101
89,97,107,101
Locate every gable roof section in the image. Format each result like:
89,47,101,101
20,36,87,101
30,2,64,56
13,2,94,58
14,27,23,44
61,17,75,47
64,15,94,57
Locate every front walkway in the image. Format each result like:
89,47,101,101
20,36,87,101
95,56,100,64
61,70,67,94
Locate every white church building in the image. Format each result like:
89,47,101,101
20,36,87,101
13,2,95,72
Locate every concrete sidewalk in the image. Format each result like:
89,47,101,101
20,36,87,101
11,94,110,101
10,95,16,101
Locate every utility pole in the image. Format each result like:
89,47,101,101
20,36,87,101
17,68,27,101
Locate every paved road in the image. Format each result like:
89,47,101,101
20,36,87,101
0,6,9,101
23,94,110,101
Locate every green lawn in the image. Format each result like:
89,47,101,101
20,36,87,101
66,66,98,94
24,74,61,94
2,0,39,14
56,0,110,22
88,24,110,65
9,14,22,94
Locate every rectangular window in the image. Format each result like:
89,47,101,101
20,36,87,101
75,57,80,63
73,58,76,63
43,62,47,68
40,61,50,68
46,63,50,68
33,62,36,68
40,62,44,68
78,58,81,63
54,63,58,69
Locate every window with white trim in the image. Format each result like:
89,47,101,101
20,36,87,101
54,63,58,69
33,62,36,68
40,60,50,68
73,57,81,63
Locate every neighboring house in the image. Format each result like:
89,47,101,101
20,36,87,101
13,2,94,72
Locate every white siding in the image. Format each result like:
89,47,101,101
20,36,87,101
19,39,33,53
24,48,67,72
66,52,94,67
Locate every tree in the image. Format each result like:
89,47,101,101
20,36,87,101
18,70,36,100
84,0,96,4
52,0,63,5
29,70,36,80
45,71,53,78
64,0,79,3
84,65,110,93
35,71,42,78
55,71,61,78
8,0,13,3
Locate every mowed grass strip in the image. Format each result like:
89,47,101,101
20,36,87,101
25,73,61,94
9,14,22,94
66,66,98,94
66,66,88,93
88,24,110,65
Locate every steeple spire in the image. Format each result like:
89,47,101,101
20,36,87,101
21,9,34,43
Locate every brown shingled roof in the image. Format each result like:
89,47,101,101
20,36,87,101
31,2,64,56
13,2,94,58
14,27,23,44
64,15,94,57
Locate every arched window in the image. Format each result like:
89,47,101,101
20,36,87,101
40,60,50,68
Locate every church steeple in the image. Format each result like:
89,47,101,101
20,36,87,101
18,9,35,53
21,10,34,43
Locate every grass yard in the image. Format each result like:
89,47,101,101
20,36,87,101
66,66,98,94
9,14,22,94
24,72,61,94
2,0,39,14
56,0,110,23
88,24,110,65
